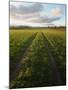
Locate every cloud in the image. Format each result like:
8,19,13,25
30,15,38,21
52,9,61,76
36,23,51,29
10,3,42,18
10,5,17,15
51,8,62,17
10,2,64,26
17,3,42,14
26,15,61,24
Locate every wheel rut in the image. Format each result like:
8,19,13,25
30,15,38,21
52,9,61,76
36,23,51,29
42,33,62,84
10,33,38,83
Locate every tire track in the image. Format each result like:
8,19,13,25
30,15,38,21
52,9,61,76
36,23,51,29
42,33,62,84
10,32,37,85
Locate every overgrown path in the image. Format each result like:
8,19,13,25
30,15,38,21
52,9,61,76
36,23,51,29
42,33,62,84
10,32,37,82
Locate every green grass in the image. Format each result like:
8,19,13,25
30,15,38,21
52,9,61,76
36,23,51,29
10,28,66,88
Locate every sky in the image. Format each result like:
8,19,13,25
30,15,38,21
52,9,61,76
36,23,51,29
10,2,66,27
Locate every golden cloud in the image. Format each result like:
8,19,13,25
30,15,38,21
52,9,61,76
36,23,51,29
51,8,61,17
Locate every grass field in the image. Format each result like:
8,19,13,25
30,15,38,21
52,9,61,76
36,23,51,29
10,28,66,88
